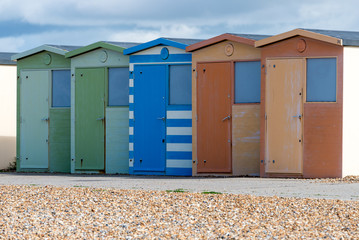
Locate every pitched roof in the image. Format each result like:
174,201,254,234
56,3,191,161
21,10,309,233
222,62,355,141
255,28,359,47
186,33,270,52
123,37,203,55
0,52,17,65
65,41,141,58
65,41,140,58
11,44,82,60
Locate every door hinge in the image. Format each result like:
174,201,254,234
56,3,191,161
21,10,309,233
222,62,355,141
196,115,198,121
265,113,267,120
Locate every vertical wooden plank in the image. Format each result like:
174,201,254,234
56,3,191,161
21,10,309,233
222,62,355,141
106,107,129,174
232,104,260,176
49,108,70,172
265,59,304,174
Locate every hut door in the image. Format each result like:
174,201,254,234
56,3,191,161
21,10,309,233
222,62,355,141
134,65,166,172
20,70,49,169
75,68,105,171
265,59,304,174
197,62,232,173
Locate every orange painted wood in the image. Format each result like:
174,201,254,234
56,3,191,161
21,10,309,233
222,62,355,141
197,62,232,173
232,104,260,176
265,58,304,174
259,36,343,178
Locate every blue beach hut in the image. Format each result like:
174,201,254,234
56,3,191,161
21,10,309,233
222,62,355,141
123,38,202,176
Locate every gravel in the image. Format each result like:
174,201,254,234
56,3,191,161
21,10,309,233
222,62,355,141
0,185,358,239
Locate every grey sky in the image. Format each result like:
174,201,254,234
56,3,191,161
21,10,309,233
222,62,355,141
1,0,358,52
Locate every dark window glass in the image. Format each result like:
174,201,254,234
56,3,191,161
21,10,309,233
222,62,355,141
52,70,71,107
306,58,337,102
234,61,261,103
108,67,129,106
169,65,192,105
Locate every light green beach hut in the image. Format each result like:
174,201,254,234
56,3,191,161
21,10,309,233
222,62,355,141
12,45,81,172
65,41,139,174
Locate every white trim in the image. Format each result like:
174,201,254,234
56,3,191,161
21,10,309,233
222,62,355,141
129,111,134,119
129,143,133,151
129,158,134,167
129,127,134,135
129,78,134,87
167,127,192,135
167,143,192,152
166,159,192,168
129,95,134,103
167,111,192,119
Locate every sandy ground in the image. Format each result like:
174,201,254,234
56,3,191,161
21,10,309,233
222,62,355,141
0,185,358,239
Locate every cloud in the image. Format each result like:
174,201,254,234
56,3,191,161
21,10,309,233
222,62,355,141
1,0,359,52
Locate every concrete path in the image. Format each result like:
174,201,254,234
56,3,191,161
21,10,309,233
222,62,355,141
0,173,358,201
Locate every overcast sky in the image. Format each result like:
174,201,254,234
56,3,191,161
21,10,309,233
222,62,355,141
1,0,359,53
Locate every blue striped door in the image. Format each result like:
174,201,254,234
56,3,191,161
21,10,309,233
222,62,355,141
134,65,166,172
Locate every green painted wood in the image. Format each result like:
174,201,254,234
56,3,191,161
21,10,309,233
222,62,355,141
49,108,70,172
75,68,105,170
20,70,49,169
106,107,129,174
16,51,71,172
65,42,126,58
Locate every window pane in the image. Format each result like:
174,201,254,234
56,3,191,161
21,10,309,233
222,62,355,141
306,58,337,102
234,61,261,103
108,67,129,106
169,65,192,105
52,70,71,107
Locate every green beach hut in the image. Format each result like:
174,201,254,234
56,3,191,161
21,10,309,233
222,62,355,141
65,41,139,174
12,44,81,173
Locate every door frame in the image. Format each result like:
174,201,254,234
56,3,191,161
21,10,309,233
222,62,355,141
264,57,305,174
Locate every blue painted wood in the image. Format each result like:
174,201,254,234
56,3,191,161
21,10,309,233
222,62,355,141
134,65,166,172
123,38,188,55
129,54,191,63
166,168,192,176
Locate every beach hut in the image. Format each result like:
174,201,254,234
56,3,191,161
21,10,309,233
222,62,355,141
65,41,139,174
186,33,269,176
255,28,359,178
12,45,80,172
123,38,201,176
0,53,17,170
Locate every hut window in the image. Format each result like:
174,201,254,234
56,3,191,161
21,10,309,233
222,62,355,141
108,67,129,106
52,70,71,107
306,58,337,102
169,65,191,105
234,61,261,103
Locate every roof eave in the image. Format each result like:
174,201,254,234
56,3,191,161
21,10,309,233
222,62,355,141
186,33,256,52
255,28,343,48
123,38,187,55
65,41,126,58
11,45,68,60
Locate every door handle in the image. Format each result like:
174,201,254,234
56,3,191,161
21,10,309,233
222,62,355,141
157,117,165,121
292,115,302,119
41,117,49,122
96,117,105,121
222,115,231,121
